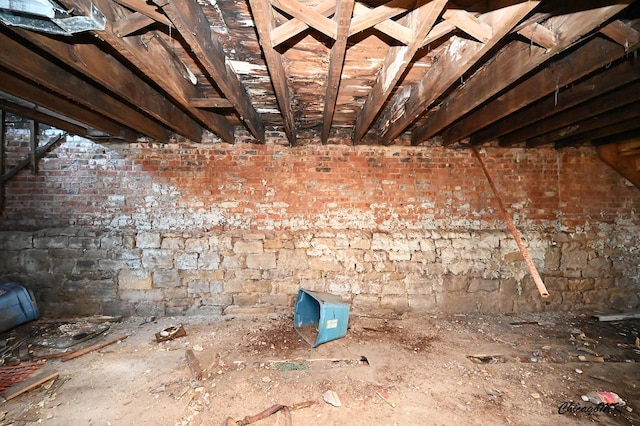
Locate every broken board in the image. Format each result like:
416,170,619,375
0,368,58,400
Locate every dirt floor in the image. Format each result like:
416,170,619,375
0,310,639,426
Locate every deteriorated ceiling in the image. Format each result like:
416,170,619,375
0,0,639,184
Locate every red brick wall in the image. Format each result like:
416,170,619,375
1,137,638,233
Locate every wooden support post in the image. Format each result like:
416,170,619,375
30,120,38,175
472,148,549,298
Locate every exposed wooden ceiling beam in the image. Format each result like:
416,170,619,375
0,100,88,137
378,1,539,145
0,33,171,141
270,0,334,47
250,0,296,145
59,0,235,143
352,0,447,143
271,0,338,40
555,117,640,149
113,0,172,26
442,35,638,146
0,70,136,141
471,55,640,145
502,79,640,146
599,19,640,48
533,102,640,147
598,140,640,188
349,0,416,35
411,2,633,145
189,98,234,109
112,12,156,37
154,0,265,142
10,27,205,142
322,0,355,144
442,9,493,42
350,0,414,44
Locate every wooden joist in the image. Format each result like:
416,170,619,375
411,3,634,145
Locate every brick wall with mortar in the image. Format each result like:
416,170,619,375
0,122,638,317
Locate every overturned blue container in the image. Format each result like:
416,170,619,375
0,281,39,333
294,289,349,348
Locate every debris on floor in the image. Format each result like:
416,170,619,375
155,324,187,342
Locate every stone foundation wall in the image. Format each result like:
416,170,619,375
0,122,638,317
0,228,637,317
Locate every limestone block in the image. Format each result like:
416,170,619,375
405,276,434,295
234,240,263,254
264,238,283,250
247,252,277,270
161,237,184,250
119,288,163,301
234,269,262,281
561,249,588,270
468,278,499,293
0,232,32,250
309,258,342,271
380,295,409,313
275,279,301,295
388,251,411,261
242,233,266,241
352,294,380,310
20,250,49,274
567,279,595,292
440,275,469,292
364,250,386,262
582,256,612,278
67,237,100,250
175,252,198,270
198,252,220,270
185,237,210,252
408,295,437,311
136,232,161,249
162,287,187,299
119,269,152,290
233,293,260,306
382,279,406,295
277,249,309,270
141,249,174,269
33,236,68,249
210,235,232,251
223,305,275,315
187,280,211,295
311,237,336,250
153,269,180,288
349,235,371,250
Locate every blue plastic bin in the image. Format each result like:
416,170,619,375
0,281,39,333
294,289,349,348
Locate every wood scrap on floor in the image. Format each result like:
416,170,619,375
595,312,640,322
60,334,128,362
0,367,58,400
186,349,203,380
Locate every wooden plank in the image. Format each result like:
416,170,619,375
155,0,265,142
0,133,67,185
270,0,334,47
271,0,337,40
442,9,492,43
442,36,635,145
0,70,136,140
58,0,234,143
421,20,456,47
517,21,557,49
472,148,549,299
599,20,640,49
61,335,129,362
321,0,355,143
250,0,296,145
113,12,155,36
353,0,447,143
351,2,412,45
185,349,203,380
549,117,640,149
189,98,234,109
595,311,640,322
349,0,415,35
411,3,633,145
112,0,173,26
471,56,640,146
379,2,539,144
0,101,87,137
528,100,640,147
0,368,59,401
12,27,205,142
598,142,640,189
0,33,171,141
502,79,640,146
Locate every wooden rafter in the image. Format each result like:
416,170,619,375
598,140,640,188
442,35,639,146
473,55,640,146
113,0,172,26
154,0,265,142
0,70,136,140
411,3,633,145
0,33,171,141
504,79,640,146
352,0,447,143
270,0,335,47
271,0,338,40
378,2,539,145
58,0,235,143
351,2,412,45
0,100,88,137
10,27,205,142
250,0,296,145
322,0,355,144
442,9,493,43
